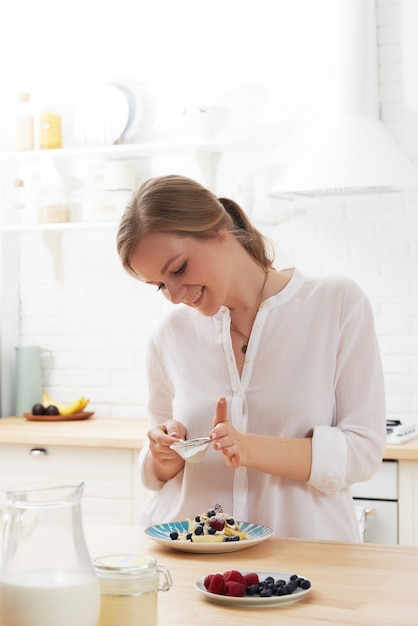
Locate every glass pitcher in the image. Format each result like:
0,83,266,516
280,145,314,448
0,482,101,626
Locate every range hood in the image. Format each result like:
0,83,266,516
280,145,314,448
269,0,418,199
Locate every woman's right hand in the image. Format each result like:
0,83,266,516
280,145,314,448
147,420,186,480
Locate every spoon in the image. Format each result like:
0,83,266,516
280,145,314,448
170,437,211,463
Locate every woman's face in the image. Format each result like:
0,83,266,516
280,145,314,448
129,231,232,316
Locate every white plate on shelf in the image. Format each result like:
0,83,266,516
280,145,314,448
144,521,272,553
194,570,313,607
73,85,130,146
108,77,156,141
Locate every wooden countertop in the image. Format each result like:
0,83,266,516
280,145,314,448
384,437,418,461
2,415,418,459
0,415,148,449
85,522,418,626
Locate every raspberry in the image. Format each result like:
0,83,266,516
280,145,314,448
203,574,213,590
224,581,246,597
208,573,225,595
209,517,225,532
222,570,246,586
244,572,259,587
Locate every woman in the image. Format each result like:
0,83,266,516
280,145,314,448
117,174,386,541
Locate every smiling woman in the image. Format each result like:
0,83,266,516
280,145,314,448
115,173,386,542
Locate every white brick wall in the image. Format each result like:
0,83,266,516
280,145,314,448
17,0,418,422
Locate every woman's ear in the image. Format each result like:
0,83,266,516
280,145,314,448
216,226,229,242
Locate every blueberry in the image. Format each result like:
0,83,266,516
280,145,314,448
260,588,273,597
169,531,179,540
208,526,217,535
299,579,311,590
186,533,192,541
275,587,287,596
194,525,203,535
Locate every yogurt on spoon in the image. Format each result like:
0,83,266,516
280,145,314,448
170,437,211,463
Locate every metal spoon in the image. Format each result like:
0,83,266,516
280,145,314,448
170,437,211,463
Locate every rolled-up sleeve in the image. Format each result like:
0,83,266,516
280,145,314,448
308,286,386,495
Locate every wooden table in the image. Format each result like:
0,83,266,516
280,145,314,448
84,523,418,626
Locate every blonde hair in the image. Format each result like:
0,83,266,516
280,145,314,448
117,174,275,279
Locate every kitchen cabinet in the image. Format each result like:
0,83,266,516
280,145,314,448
0,416,149,524
0,443,140,523
397,461,418,545
384,439,418,546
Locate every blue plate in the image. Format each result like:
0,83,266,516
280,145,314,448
144,521,273,553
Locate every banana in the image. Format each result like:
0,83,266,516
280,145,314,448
42,392,90,415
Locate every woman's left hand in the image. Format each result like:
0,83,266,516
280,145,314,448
209,397,246,468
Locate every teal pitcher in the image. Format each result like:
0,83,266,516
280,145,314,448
14,346,52,416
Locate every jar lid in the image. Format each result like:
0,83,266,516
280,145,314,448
94,554,157,576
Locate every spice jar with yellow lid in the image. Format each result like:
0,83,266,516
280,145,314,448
93,554,172,626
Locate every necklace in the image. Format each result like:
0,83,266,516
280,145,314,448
230,270,269,354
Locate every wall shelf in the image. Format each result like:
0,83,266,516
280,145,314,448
0,136,246,163
0,221,118,233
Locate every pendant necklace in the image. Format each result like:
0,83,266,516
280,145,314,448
230,270,269,354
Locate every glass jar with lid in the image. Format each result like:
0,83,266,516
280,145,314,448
93,554,172,626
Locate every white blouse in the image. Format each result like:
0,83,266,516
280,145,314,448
138,269,386,541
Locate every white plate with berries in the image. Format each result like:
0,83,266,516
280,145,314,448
195,570,313,607
144,520,273,553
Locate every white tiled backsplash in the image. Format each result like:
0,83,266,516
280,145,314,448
16,0,418,421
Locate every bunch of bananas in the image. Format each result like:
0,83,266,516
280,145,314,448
41,392,90,416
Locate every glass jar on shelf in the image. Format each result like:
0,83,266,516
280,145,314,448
38,185,70,224
40,107,62,150
15,92,34,151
